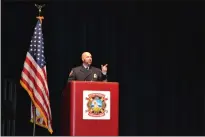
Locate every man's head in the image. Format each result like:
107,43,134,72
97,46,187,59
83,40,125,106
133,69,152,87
81,52,92,66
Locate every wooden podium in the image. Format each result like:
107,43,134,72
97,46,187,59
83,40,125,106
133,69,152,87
61,81,119,136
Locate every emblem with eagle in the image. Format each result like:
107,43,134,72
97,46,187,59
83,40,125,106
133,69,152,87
85,93,108,117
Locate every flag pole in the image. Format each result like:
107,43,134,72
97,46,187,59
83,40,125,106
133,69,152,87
32,104,36,136
32,4,45,136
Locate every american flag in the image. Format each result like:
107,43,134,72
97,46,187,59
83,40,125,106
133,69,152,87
20,18,53,134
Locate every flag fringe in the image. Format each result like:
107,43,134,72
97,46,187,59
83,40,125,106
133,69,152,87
20,80,53,134
30,119,47,129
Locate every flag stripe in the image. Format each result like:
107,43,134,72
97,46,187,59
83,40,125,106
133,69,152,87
20,75,49,121
42,67,49,94
22,67,51,120
23,57,51,116
20,19,53,134
26,52,49,96
25,53,51,118
23,61,48,103
20,79,48,127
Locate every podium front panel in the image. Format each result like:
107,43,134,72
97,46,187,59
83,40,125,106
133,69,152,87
69,81,119,136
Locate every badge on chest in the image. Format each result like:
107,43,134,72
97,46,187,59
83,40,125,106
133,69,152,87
93,73,98,79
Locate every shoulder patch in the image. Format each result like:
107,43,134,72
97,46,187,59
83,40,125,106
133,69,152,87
69,70,73,76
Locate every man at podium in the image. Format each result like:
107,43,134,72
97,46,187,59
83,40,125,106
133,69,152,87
68,52,108,82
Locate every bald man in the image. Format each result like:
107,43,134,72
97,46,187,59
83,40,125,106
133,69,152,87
68,52,108,82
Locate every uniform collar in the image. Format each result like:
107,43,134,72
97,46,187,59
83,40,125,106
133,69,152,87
82,63,90,70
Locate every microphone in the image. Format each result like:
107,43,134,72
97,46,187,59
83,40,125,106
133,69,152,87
90,69,93,82
84,69,93,82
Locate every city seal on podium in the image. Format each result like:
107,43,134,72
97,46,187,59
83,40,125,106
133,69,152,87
85,93,108,117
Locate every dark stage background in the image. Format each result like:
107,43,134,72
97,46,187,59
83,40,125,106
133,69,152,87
2,0,205,136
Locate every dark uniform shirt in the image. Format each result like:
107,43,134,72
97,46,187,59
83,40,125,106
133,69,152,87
68,65,107,82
